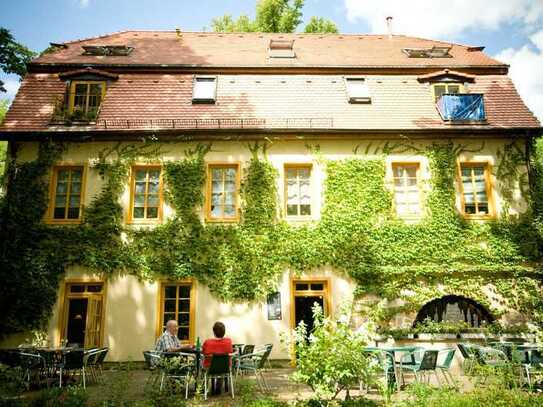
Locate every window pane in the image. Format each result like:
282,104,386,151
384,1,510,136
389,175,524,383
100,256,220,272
178,327,189,341
70,285,85,293
134,194,145,207
224,205,235,217
54,208,66,219
224,192,235,205
448,85,460,94
135,170,146,182
300,204,311,215
346,79,370,98
69,196,80,207
147,195,159,206
287,205,298,216
295,283,309,291
56,182,68,194
434,85,447,100
133,207,145,218
225,168,236,180
212,168,222,181
67,207,80,219
478,203,488,214
193,78,216,100
146,207,158,218
178,313,190,325
165,286,177,299
55,195,66,207
86,284,102,293
164,300,176,313
311,283,324,291
465,204,477,214
179,286,190,298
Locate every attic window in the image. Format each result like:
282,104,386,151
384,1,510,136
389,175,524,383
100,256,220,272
268,40,295,58
345,78,371,104
192,76,217,104
403,46,452,58
81,45,134,56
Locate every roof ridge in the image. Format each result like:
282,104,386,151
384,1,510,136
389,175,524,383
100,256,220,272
60,30,132,45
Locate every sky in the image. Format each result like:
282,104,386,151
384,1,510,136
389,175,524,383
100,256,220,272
1,0,543,120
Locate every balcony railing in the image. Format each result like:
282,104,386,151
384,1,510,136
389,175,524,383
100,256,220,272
436,94,486,122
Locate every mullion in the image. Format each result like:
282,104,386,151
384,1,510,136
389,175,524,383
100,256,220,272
470,167,480,213
144,170,150,218
221,168,226,217
296,169,301,216
64,170,73,219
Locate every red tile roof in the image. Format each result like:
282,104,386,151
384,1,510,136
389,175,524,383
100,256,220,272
1,73,539,133
32,31,507,70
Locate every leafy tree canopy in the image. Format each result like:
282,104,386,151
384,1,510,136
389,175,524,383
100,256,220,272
0,28,35,93
304,16,339,34
211,0,338,33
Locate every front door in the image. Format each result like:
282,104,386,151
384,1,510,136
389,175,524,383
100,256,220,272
291,280,329,334
62,282,104,348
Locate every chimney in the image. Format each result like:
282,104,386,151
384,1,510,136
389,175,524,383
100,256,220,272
386,16,393,39
175,27,182,40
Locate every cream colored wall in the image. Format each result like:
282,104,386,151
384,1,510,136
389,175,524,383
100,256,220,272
6,137,528,360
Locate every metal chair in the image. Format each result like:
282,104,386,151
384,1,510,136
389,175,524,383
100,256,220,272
19,352,48,389
203,353,234,400
242,345,255,355
159,352,196,399
400,349,440,385
236,349,270,391
437,348,457,389
58,349,86,388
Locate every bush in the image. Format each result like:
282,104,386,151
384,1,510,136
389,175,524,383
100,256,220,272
287,304,376,401
397,383,543,407
30,386,88,407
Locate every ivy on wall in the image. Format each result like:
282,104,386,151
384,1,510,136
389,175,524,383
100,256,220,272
0,137,542,337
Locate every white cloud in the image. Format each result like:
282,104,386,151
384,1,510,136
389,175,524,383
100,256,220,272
344,0,543,39
496,30,543,122
79,0,90,7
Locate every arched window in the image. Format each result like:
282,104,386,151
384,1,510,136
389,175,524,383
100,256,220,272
414,295,493,328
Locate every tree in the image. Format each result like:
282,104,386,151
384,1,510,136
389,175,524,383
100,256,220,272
304,16,339,34
211,0,338,33
0,99,8,187
0,28,34,93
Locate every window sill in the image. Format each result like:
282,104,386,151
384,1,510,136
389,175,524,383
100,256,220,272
126,219,163,225
192,99,216,104
461,214,495,221
205,217,239,224
44,219,83,225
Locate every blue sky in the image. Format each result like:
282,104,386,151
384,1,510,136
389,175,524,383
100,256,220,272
1,0,543,119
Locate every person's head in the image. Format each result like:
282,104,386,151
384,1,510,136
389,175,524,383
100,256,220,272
166,320,178,335
212,321,226,338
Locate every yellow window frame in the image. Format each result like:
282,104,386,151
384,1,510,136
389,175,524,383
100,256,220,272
391,162,423,219
156,281,196,345
284,164,313,219
46,165,87,224
68,80,106,114
431,82,465,102
127,165,163,224
457,161,495,219
205,163,241,222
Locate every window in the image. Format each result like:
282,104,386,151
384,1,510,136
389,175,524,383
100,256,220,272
192,76,217,103
207,164,239,221
48,166,85,222
392,163,421,217
129,166,162,222
345,78,371,103
432,82,463,102
68,81,105,120
159,283,194,342
285,165,311,217
268,39,296,58
459,163,493,217
403,46,452,58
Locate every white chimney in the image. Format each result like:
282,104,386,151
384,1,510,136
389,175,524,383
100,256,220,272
386,16,393,39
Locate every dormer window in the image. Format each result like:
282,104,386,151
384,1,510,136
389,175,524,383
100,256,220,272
403,46,452,58
192,76,217,104
432,83,463,102
345,77,371,103
268,40,295,58
68,81,105,122
81,45,134,56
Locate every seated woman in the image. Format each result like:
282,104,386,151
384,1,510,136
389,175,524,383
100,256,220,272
202,321,233,394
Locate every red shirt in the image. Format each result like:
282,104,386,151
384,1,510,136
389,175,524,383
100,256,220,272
202,337,233,368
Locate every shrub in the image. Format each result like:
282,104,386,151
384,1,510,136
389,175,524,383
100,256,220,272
287,304,376,401
30,386,88,407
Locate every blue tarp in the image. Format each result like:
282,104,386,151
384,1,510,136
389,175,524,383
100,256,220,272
436,94,486,121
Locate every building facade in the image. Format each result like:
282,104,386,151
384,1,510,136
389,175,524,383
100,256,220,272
0,31,541,361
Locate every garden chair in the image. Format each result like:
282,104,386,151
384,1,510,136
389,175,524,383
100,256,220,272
144,351,163,387
159,352,196,399
58,349,86,389
254,344,273,369
93,347,109,382
236,349,270,391
19,351,48,389
203,353,234,400
360,350,396,393
400,349,440,385
242,344,255,355
520,348,543,387
437,348,457,389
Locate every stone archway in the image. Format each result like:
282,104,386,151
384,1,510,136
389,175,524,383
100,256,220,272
414,295,494,328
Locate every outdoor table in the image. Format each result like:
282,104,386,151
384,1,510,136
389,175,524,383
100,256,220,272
364,345,421,391
163,348,202,377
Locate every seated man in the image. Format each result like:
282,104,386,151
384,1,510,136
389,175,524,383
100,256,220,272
155,319,183,352
202,321,233,394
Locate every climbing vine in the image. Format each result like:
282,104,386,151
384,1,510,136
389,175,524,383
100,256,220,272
1,137,542,337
